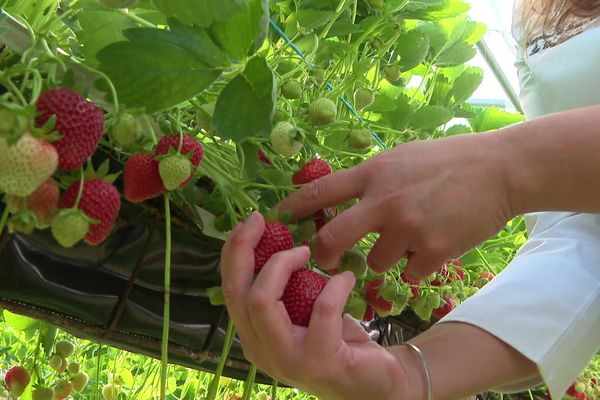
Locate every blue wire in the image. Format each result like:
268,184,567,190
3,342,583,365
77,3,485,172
268,19,387,149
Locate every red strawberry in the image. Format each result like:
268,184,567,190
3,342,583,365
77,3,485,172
6,178,60,228
282,268,329,327
257,149,272,165
253,222,294,275
432,295,457,319
400,272,421,300
362,279,394,313
154,134,203,187
60,179,120,245
53,379,73,400
314,209,326,231
0,133,58,197
362,304,376,322
292,159,332,185
475,271,495,288
124,153,164,202
35,88,104,171
5,365,30,396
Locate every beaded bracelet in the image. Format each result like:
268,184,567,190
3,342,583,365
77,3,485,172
403,342,434,400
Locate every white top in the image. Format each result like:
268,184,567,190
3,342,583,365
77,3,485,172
440,4,600,399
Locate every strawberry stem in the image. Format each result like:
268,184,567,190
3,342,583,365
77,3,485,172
271,379,278,399
95,343,103,400
206,318,236,400
0,205,9,237
73,167,85,210
241,364,257,400
160,192,172,400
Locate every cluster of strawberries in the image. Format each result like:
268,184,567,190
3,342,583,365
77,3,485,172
3,340,89,400
0,87,205,249
0,88,119,248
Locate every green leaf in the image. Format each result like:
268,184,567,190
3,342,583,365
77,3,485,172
40,323,57,357
445,124,472,135
241,141,259,180
259,169,292,187
435,41,477,67
396,30,430,72
75,1,137,67
409,105,453,130
3,310,38,331
152,0,246,27
451,66,483,106
415,22,447,54
213,57,276,141
382,94,415,131
469,107,525,132
97,19,228,112
463,21,487,45
210,0,269,61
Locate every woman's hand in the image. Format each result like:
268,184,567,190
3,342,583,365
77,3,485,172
219,212,423,400
278,133,514,279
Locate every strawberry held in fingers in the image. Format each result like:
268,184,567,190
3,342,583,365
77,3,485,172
0,133,58,197
292,159,332,185
35,88,104,171
282,267,329,327
60,179,120,245
124,153,164,202
254,222,294,275
4,365,30,397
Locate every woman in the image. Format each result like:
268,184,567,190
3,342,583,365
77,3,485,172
220,1,600,399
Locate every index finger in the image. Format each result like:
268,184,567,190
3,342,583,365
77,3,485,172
277,166,367,222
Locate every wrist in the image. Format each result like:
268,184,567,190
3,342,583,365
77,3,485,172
385,345,428,400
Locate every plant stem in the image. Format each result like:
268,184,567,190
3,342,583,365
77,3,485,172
95,343,103,400
271,379,278,399
0,205,9,237
206,318,236,400
160,193,172,400
242,364,257,400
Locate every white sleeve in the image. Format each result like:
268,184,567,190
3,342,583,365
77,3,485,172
438,213,600,399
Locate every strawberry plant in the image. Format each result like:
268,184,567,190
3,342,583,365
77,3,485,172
0,0,573,399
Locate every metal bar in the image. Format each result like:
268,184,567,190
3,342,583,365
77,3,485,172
476,37,524,114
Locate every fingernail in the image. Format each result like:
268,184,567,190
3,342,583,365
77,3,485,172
246,211,261,224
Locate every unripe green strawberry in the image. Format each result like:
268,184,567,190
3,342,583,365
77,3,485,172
0,133,58,196
48,354,63,371
56,340,75,358
70,372,89,392
384,65,402,82
256,391,269,400
353,88,375,110
344,292,367,320
368,0,384,10
53,380,73,400
348,127,373,150
32,387,54,400
308,98,337,126
281,81,303,99
109,112,141,147
100,0,137,7
425,292,442,309
102,383,119,400
412,295,434,321
158,155,192,191
371,37,384,49
51,210,90,248
67,362,80,375
270,121,303,157
339,249,368,278
576,381,586,393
